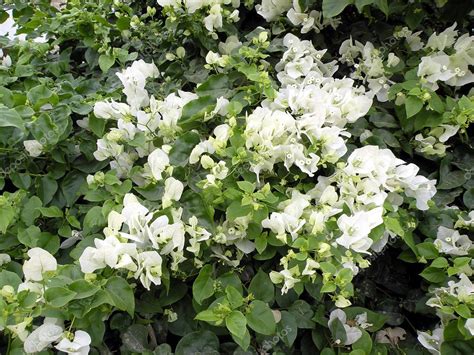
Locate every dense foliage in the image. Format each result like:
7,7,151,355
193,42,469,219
0,0,473,354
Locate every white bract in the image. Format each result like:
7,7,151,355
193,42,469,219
24,321,63,354
336,208,383,253
55,330,91,355
23,140,44,157
328,309,363,345
23,248,57,282
417,326,444,355
435,226,472,255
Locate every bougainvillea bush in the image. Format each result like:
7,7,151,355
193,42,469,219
0,0,473,354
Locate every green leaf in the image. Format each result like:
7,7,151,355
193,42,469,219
354,0,374,12
225,286,244,309
383,216,404,237
329,317,347,344
0,270,22,289
192,264,214,305
10,173,31,190
98,54,115,72
83,206,106,234
169,131,201,167
105,276,135,316
429,92,444,113
416,242,439,259
463,188,474,209
438,170,466,190
278,311,298,347
248,269,274,303
288,300,315,329
237,181,256,193
175,331,219,355
420,267,446,283
178,96,216,127
89,114,106,137
0,106,25,131
319,262,337,274
61,172,86,207
374,0,389,16
352,330,372,353
454,304,471,318
322,0,353,18
431,257,448,269
226,310,247,340
18,225,41,247
45,287,77,307
122,324,151,353
68,280,100,299
38,176,59,205
226,200,253,221
195,73,231,98
37,206,63,218
0,10,9,23
246,300,276,335
231,327,251,351
0,205,15,234
195,309,221,323
405,96,424,118
27,85,56,109
36,232,60,254
21,196,42,225
153,344,173,355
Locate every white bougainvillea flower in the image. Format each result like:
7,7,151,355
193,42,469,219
93,100,131,120
417,327,443,354
116,59,159,112
23,248,57,282
79,246,107,274
375,327,407,346
55,330,91,355
465,319,474,336
203,4,223,32
147,147,170,181
79,235,138,274
426,23,458,51
7,319,31,342
435,226,472,255
103,210,125,238
155,222,186,255
262,190,310,240
328,309,363,345
23,140,44,157
256,0,292,21
24,321,63,353
157,0,181,9
355,313,373,329
0,253,11,266
163,177,184,208
336,208,383,254
302,259,320,276
269,267,300,294
135,251,163,290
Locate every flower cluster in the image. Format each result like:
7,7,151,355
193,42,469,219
157,0,240,34
79,192,190,289
92,60,198,177
417,24,474,90
24,320,91,355
2,2,473,354
339,38,400,102
0,247,92,354
265,145,436,299
257,0,340,34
